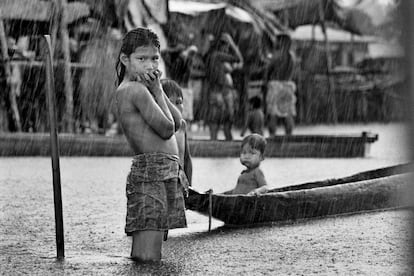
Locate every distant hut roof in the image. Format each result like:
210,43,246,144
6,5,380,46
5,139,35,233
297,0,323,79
368,41,404,58
169,1,257,24
0,0,90,36
73,0,129,28
291,25,376,43
251,0,374,35
0,0,90,24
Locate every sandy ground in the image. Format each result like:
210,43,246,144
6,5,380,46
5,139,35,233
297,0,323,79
1,123,413,275
1,208,412,275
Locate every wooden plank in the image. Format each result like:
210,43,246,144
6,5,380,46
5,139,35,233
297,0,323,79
9,60,93,69
0,133,378,158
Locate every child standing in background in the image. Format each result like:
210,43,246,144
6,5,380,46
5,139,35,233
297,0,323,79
161,79,193,188
241,96,265,137
224,134,269,195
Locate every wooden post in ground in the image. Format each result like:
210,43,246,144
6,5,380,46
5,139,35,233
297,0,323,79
208,189,213,232
55,0,74,133
0,19,22,131
318,0,338,124
403,1,414,159
43,35,65,259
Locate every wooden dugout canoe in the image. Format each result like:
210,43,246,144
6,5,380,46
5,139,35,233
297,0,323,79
185,163,414,226
0,132,378,157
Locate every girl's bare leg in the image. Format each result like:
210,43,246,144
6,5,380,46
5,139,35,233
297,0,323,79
131,230,163,262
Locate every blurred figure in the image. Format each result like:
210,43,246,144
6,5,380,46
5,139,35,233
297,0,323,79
162,43,198,124
241,96,265,137
203,32,243,140
265,34,297,136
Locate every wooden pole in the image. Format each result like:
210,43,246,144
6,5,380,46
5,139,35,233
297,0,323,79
312,25,316,42
50,1,59,56
403,1,414,158
56,0,74,133
318,0,338,124
208,189,213,232
43,35,65,259
0,19,22,131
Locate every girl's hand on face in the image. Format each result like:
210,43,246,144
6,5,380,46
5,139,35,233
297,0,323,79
137,70,163,95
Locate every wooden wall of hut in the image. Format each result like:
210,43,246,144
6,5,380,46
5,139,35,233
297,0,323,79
296,72,406,124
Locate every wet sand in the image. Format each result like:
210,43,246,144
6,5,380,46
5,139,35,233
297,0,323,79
1,207,412,275
1,123,413,275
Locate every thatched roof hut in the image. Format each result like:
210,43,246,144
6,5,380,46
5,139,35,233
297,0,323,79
0,0,90,35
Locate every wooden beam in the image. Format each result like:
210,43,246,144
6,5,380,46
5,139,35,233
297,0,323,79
43,34,64,259
9,60,93,69
0,19,22,131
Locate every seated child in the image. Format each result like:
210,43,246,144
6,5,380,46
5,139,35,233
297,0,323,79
161,79,193,188
224,134,269,195
241,96,264,137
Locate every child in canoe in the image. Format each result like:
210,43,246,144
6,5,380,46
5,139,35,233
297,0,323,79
224,134,269,195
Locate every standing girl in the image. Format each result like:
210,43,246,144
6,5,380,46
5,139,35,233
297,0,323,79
115,28,187,262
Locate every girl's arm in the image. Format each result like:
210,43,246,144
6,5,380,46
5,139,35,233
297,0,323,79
164,93,182,132
128,82,175,139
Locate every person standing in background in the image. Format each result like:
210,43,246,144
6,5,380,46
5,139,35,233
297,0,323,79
265,34,297,136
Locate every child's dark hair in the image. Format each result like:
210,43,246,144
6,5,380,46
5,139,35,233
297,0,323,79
115,28,160,85
241,134,267,155
249,96,262,109
161,79,183,99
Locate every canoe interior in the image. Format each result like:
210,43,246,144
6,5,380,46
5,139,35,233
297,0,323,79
0,132,378,157
185,163,413,225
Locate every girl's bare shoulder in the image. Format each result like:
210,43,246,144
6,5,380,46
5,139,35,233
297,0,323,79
117,81,149,98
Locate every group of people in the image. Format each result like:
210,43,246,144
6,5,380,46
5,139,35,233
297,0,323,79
162,31,244,141
115,28,269,263
163,30,297,140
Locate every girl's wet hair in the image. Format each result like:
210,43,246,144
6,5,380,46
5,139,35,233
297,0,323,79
241,134,267,155
115,28,160,85
161,79,183,99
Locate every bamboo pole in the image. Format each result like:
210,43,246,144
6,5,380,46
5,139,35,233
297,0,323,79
50,1,59,56
403,1,414,246
43,35,65,259
403,1,414,160
208,189,213,232
318,0,338,124
56,0,74,133
0,19,22,131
